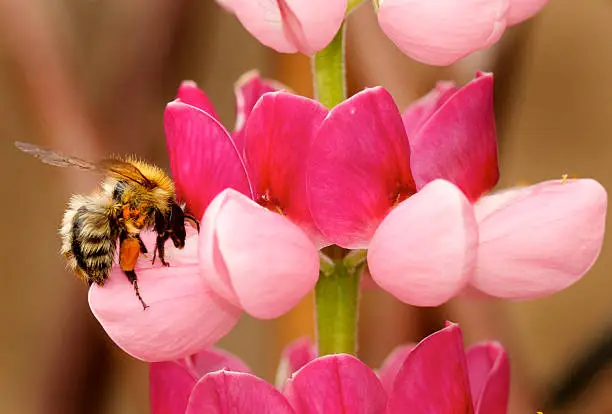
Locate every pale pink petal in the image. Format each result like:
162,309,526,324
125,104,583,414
89,229,241,362
466,343,510,413
377,345,415,393
388,323,474,413
285,354,387,413
472,179,607,299
200,189,319,319
275,338,317,389
244,91,328,242
378,0,509,66
150,361,195,414
176,80,219,120
164,101,252,219
216,0,347,55
186,371,294,414
186,348,252,376
232,70,284,151
402,81,457,138
368,180,478,306
507,0,548,25
410,72,499,201
150,348,250,414
307,87,414,249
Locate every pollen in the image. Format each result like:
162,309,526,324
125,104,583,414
257,190,285,216
561,173,568,184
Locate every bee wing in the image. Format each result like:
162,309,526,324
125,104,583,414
15,141,97,170
15,141,155,188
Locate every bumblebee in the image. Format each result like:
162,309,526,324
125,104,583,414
15,141,198,309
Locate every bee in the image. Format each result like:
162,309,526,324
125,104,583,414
15,141,199,309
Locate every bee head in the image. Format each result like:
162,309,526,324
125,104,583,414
169,203,187,249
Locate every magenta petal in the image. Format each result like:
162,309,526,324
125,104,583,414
150,361,196,414
89,230,241,361
285,354,387,413
200,189,319,319
275,338,317,389
244,91,328,242
150,348,250,414
388,323,474,413
466,343,509,413
232,71,284,150
377,345,415,394
164,101,252,219
410,73,499,201
368,180,478,306
308,87,415,248
402,81,458,139
472,178,607,299
176,80,219,120
186,371,294,414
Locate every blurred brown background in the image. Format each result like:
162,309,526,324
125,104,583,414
1,0,611,413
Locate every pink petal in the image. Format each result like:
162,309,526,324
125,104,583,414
186,347,252,376
409,72,499,202
472,178,607,299
466,343,509,413
402,81,458,139
244,91,328,242
507,0,548,25
307,87,414,249
285,354,387,413
186,371,294,414
368,180,478,306
232,71,284,151
199,189,319,319
150,361,195,414
275,338,317,389
388,323,474,413
378,0,509,66
150,348,250,414
176,80,219,120
377,345,415,393
164,101,252,219
216,0,347,56
89,229,241,362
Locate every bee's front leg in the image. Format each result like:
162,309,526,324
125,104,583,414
152,233,170,267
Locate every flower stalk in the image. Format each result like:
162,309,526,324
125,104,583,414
312,24,346,109
315,261,362,355
312,23,360,356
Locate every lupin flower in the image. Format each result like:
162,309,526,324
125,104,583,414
308,72,607,306
88,73,283,361
177,78,325,319
152,323,509,413
214,0,548,65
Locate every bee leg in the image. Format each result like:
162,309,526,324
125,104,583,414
124,269,149,310
152,233,170,267
136,235,148,254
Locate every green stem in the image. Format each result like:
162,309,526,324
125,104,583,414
312,19,360,356
312,24,346,108
315,262,362,355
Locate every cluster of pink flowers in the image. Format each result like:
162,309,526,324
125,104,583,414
150,323,509,413
216,0,548,65
89,71,606,362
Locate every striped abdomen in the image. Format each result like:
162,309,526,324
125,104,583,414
60,195,119,285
